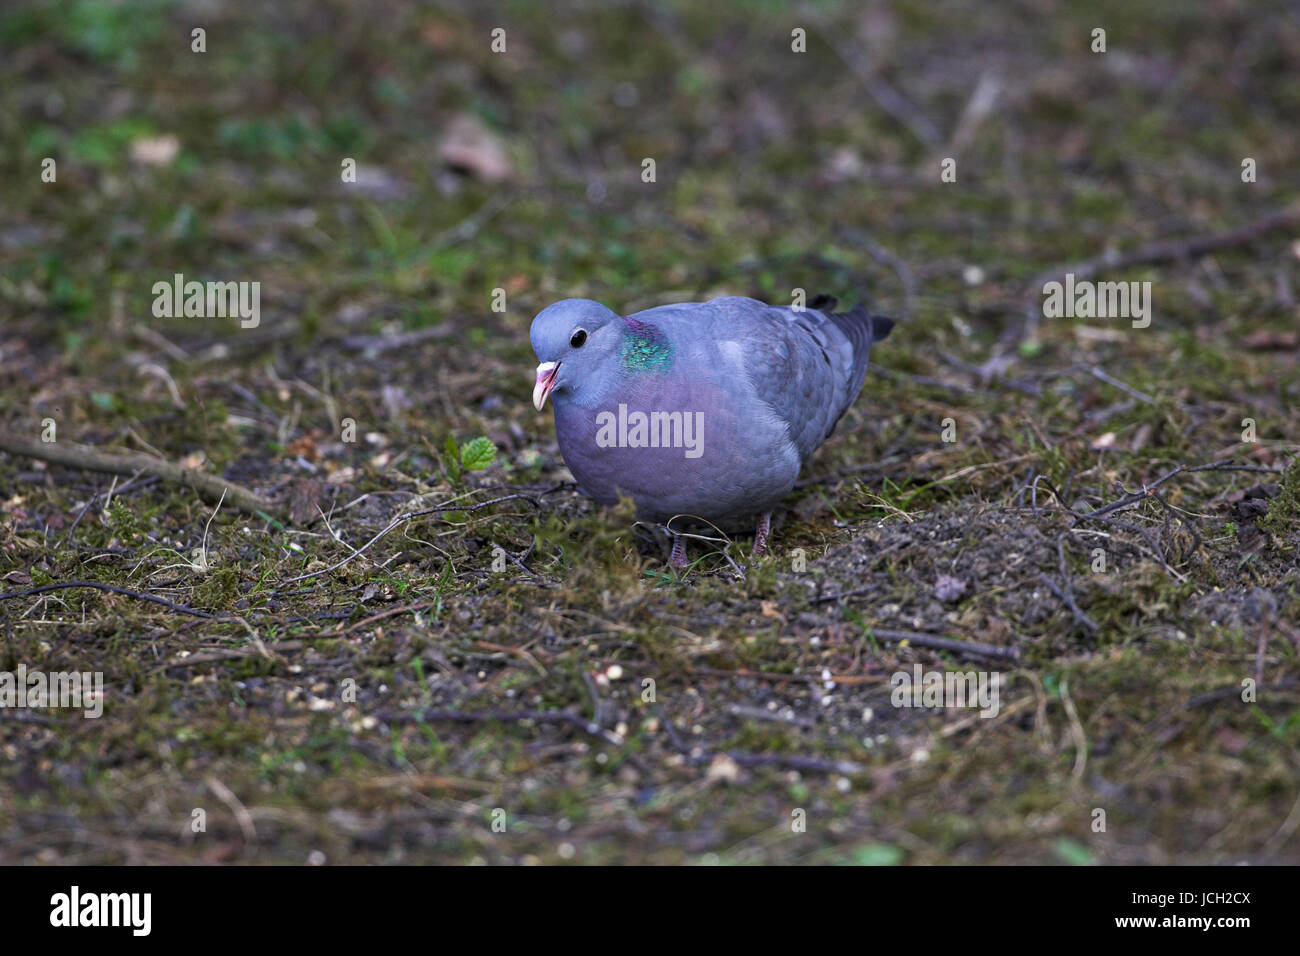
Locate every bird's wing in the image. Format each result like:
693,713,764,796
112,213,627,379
707,297,860,463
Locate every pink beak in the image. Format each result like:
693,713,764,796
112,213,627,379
533,361,559,411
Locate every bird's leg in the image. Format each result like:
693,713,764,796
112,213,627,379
669,533,689,569
752,511,772,556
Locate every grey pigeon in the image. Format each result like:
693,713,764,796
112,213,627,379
529,294,893,567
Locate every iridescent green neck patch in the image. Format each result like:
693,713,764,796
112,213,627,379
620,316,673,372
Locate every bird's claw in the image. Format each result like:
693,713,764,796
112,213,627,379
751,511,772,556
669,533,689,569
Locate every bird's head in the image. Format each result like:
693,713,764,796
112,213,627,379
528,298,622,410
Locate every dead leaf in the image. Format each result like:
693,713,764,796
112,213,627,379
287,434,320,462
286,478,324,525
1129,422,1154,453
706,753,740,784
438,114,513,184
130,134,180,166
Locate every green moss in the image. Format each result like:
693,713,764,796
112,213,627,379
1259,456,1300,542
105,498,141,544
193,566,240,607
1,0,1296,866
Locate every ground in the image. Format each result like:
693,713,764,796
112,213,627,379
1,0,1298,864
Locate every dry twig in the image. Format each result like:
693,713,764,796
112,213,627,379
0,433,283,519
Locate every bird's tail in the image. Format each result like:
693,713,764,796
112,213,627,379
814,295,894,396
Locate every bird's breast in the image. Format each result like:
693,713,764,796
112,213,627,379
551,373,800,522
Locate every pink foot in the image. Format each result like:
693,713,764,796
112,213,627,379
752,512,772,556
669,534,689,569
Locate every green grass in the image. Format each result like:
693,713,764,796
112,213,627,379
0,0,1297,864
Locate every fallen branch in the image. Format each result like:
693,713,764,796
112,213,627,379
1088,366,1154,405
726,703,818,728
1038,573,1099,634
1185,679,1299,709
660,711,865,775
156,637,338,670
815,24,941,151
1038,535,1100,634
996,206,1300,352
1081,460,1276,520
1029,206,1300,291
835,225,920,320
0,580,218,619
377,707,625,746
318,598,441,638
866,627,1021,662
686,665,885,686
0,433,284,520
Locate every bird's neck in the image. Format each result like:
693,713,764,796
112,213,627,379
619,317,673,372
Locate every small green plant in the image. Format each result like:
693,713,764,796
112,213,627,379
443,435,498,483
105,498,141,543
1258,455,1300,542
1052,838,1095,866
846,843,905,866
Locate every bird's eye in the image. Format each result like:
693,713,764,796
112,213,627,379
569,328,588,348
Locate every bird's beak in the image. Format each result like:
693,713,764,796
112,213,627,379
533,361,560,411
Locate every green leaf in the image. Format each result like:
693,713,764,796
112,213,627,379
847,843,903,866
1052,838,1094,866
459,436,497,472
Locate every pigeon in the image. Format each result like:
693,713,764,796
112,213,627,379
529,294,893,567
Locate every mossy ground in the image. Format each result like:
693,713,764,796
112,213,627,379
1,0,1298,864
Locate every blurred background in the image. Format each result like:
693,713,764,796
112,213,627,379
1,0,1298,864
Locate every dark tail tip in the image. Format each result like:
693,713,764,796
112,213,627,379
870,315,895,342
